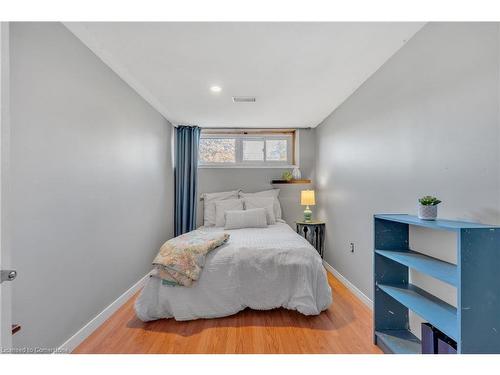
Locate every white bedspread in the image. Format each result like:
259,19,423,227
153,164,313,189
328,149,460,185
135,222,332,321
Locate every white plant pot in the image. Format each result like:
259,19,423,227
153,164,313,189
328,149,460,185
292,167,301,180
418,204,438,220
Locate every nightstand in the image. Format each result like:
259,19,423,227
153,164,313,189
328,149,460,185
296,220,325,258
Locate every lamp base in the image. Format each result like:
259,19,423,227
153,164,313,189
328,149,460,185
303,206,312,222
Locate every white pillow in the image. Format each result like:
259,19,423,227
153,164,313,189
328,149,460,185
202,190,240,227
243,197,276,225
239,189,282,220
224,208,268,230
215,199,244,227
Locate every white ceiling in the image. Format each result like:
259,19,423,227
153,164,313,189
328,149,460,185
65,22,424,128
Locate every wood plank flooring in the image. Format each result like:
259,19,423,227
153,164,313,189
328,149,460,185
74,271,381,354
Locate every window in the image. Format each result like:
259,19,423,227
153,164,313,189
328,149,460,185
198,130,295,167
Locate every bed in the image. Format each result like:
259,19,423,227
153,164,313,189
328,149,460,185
135,221,332,321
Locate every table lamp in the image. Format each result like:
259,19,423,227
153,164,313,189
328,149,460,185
301,190,315,222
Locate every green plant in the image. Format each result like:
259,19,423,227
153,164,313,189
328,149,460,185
418,195,442,206
282,170,293,181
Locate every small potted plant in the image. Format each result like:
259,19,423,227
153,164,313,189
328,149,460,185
282,170,293,182
418,195,442,220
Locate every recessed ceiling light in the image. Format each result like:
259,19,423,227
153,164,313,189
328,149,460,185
210,85,222,93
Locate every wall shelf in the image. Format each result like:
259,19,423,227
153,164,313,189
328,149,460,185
374,214,500,354
271,179,311,184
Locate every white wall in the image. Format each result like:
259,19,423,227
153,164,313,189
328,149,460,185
315,22,500,335
9,22,174,350
0,22,13,349
197,128,316,227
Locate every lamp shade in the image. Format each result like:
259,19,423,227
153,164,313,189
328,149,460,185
301,190,315,206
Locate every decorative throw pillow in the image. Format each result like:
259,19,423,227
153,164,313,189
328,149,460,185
243,197,276,225
214,198,244,227
239,189,282,220
224,208,268,230
202,190,240,226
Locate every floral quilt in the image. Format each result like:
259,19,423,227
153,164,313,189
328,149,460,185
152,230,230,287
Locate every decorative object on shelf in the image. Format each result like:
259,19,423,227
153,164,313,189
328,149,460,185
296,221,325,258
418,195,441,220
301,189,315,222
437,336,457,354
421,323,437,354
282,170,293,182
292,166,301,180
421,323,456,354
373,213,500,354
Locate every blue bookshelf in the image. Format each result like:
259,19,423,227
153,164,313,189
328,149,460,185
374,214,500,354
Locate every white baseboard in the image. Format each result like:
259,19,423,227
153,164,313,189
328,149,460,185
56,273,150,353
323,260,373,309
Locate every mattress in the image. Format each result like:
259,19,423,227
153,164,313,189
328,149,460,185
135,222,332,321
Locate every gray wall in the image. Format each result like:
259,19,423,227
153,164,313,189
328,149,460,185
315,21,500,329
9,22,174,350
197,128,316,227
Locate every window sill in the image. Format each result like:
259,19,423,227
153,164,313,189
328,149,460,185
198,164,298,169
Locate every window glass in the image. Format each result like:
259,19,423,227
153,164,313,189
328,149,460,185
265,139,287,161
198,138,236,163
242,140,264,161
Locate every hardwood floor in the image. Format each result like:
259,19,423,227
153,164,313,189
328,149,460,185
74,271,382,354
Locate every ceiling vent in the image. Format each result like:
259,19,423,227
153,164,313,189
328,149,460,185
232,96,256,103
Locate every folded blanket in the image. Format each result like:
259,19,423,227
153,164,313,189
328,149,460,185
152,230,230,287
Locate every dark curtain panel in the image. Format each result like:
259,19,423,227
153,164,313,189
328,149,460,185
175,125,201,236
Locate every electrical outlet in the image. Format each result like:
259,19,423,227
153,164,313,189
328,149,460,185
350,243,355,253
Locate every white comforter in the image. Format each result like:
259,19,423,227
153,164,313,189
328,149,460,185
135,222,332,321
